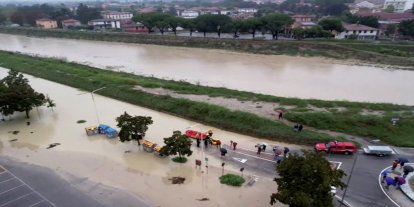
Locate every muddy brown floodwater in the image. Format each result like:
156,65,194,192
0,33,413,105
0,68,294,207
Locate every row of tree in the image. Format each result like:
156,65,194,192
0,3,101,27
0,70,55,119
133,12,295,40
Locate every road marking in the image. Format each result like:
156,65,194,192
0,184,24,195
186,124,201,129
0,166,56,207
0,177,16,184
334,195,353,207
232,157,247,163
378,166,402,207
0,192,35,207
229,149,277,163
29,200,47,207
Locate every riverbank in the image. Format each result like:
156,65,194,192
1,51,413,147
0,27,413,69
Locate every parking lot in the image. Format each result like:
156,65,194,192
0,165,55,207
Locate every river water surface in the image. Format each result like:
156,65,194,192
0,33,413,105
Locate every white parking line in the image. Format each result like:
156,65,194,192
335,195,353,207
0,192,35,207
1,167,56,207
0,184,24,195
29,200,47,207
0,177,16,184
230,149,277,163
378,167,401,207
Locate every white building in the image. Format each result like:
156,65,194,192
180,10,199,19
102,12,133,20
237,8,258,13
383,0,414,12
88,19,121,29
335,24,379,40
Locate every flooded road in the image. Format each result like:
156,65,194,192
0,33,413,105
0,67,292,207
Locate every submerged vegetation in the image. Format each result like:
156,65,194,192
0,51,413,146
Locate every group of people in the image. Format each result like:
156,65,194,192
293,123,304,132
382,171,406,189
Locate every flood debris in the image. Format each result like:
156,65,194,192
11,131,19,135
47,143,61,149
9,139,18,142
124,150,131,153
169,176,185,184
197,198,209,201
27,122,30,126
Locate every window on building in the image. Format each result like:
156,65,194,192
358,30,361,33
364,30,366,33
370,30,373,33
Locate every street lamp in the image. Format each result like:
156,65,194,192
339,151,359,207
90,87,106,125
79,87,106,125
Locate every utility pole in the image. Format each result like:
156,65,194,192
339,152,359,207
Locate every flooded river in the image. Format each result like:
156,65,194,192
0,33,413,105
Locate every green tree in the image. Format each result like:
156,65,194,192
384,5,395,13
270,151,346,207
194,14,232,37
76,3,101,24
261,13,293,40
292,28,305,40
398,20,414,38
160,130,193,162
10,11,25,25
132,12,170,34
115,112,153,146
182,18,196,36
0,12,6,24
0,70,49,118
194,14,211,37
166,16,184,35
319,17,344,32
385,24,396,37
228,19,244,38
243,17,262,39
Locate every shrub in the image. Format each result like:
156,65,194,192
172,157,187,163
219,174,245,186
77,120,86,123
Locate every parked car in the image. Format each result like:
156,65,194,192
315,141,357,155
363,145,393,157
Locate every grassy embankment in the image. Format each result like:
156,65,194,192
0,27,414,69
0,51,413,147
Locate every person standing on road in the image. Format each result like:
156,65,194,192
384,176,396,189
394,176,406,189
196,138,201,148
392,160,399,170
257,146,262,156
278,112,283,120
262,144,267,152
233,142,238,150
283,147,290,158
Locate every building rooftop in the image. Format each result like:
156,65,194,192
344,23,379,31
357,11,414,21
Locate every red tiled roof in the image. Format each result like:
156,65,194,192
36,18,54,22
356,12,414,21
344,23,379,31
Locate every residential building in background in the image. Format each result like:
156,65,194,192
179,10,199,19
62,19,81,29
88,19,121,29
383,0,414,12
36,19,57,29
102,11,133,20
336,23,379,40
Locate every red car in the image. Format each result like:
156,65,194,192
315,141,357,155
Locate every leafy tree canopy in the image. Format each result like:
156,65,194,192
160,130,193,159
271,151,346,207
76,3,101,24
261,13,293,39
132,12,171,33
0,70,50,118
318,17,344,32
345,13,379,28
384,5,395,13
398,19,414,37
115,112,153,146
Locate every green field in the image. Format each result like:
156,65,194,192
0,51,413,147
